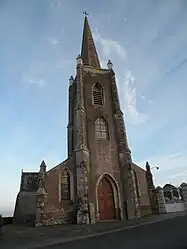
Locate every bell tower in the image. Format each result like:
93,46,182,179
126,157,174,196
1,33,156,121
67,15,140,223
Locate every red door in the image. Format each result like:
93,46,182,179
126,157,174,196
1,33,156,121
98,177,116,220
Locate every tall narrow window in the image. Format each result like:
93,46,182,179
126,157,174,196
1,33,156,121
95,117,108,140
61,170,70,200
93,83,103,105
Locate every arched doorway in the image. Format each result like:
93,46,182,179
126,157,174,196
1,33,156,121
97,176,116,220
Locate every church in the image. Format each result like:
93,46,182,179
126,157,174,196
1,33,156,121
13,16,156,226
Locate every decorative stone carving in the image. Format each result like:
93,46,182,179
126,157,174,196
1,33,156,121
84,70,97,77
21,173,39,192
98,147,112,165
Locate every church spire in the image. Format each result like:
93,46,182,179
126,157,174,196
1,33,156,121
81,15,100,68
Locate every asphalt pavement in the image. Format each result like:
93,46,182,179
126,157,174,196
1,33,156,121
42,214,187,249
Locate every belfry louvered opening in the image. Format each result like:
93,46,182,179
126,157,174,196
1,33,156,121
93,83,103,105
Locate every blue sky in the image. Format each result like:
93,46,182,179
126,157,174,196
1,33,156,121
0,0,187,216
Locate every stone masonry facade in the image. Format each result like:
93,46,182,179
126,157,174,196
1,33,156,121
13,16,155,227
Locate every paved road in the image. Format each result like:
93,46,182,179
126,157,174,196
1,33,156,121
43,215,187,249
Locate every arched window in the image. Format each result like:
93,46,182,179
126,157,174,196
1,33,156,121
61,170,70,200
93,83,103,105
95,117,108,140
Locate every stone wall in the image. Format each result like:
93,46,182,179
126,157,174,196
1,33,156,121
40,156,76,226
181,183,187,209
13,191,37,225
165,201,185,213
140,205,152,217
40,206,77,226
83,67,125,220
13,171,39,225
153,183,187,214
156,187,166,214
131,163,152,217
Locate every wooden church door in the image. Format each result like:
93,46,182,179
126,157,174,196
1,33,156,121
98,177,116,220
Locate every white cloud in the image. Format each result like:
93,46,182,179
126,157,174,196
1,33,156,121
47,0,62,8
93,31,127,60
93,31,148,125
139,94,154,104
120,71,149,125
47,37,60,45
22,73,46,88
28,77,46,88
93,31,149,125
22,62,47,88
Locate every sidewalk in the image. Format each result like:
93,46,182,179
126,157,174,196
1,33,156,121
0,211,186,249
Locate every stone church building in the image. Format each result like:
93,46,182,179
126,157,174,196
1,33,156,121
14,17,156,226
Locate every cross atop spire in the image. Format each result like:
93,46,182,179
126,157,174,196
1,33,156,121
81,14,100,68
83,11,89,17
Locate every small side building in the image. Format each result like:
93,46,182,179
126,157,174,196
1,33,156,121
13,172,39,225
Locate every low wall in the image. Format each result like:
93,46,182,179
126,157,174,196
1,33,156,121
165,201,185,213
